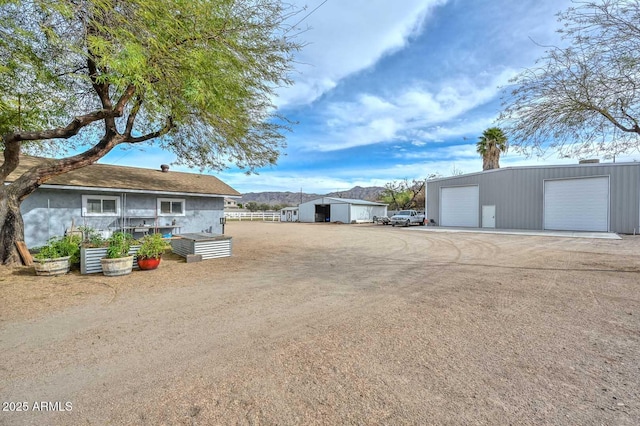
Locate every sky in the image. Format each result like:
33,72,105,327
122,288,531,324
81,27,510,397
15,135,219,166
99,0,639,194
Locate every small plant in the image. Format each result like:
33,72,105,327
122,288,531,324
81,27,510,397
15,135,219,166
105,232,134,259
136,233,166,259
78,226,106,247
34,235,81,264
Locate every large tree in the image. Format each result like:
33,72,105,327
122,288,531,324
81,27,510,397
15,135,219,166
380,179,425,211
500,0,640,158
0,0,300,264
477,127,508,170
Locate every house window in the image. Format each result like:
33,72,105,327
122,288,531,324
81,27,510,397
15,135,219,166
157,198,185,216
82,195,120,216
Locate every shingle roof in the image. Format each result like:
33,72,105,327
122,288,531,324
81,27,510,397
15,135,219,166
6,154,240,197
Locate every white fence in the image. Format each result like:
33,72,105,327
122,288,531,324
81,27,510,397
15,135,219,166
224,211,280,221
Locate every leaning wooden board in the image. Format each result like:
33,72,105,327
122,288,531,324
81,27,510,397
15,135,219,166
15,241,33,266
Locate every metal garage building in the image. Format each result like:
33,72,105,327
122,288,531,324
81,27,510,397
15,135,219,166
298,197,388,223
426,162,640,233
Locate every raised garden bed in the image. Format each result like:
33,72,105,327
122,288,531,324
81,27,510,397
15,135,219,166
80,245,140,274
170,233,232,260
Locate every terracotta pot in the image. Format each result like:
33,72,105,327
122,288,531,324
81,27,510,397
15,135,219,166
137,255,161,270
100,256,134,277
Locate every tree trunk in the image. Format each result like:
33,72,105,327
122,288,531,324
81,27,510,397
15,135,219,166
0,187,26,265
1,145,124,266
483,147,501,171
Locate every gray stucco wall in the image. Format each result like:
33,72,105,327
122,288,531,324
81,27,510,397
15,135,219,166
426,163,640,234
21,188,225,248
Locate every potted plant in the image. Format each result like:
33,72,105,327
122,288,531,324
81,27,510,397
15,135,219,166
33,235,81,276
136,233,166,270
100,232,135,276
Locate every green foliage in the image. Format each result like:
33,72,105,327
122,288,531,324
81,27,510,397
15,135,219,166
476,127,508,155
34,235,81,263
380,179,425,211
1,0,301,169
245,201,259,212
136,233,166,259
78,226,106,247
105,232,134,259
477,127,508,170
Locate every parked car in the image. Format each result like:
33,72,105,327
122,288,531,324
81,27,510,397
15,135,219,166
390,210,426,227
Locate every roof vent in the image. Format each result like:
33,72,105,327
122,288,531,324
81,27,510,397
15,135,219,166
579,159,600,164
160,164,170,172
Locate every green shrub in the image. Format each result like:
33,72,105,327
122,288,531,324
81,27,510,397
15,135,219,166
105,232,134,259
34,235,81,263
136,233,167,259
78,226,106,247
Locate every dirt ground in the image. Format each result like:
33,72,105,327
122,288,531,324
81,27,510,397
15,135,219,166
1,222,639,425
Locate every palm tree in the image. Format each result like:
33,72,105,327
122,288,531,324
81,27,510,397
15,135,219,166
477,127,508,170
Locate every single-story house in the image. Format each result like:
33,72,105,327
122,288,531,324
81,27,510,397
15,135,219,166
224,198,239,209
425,161,640,233
8,155,241,248
298,197,388,223
280,206,299,222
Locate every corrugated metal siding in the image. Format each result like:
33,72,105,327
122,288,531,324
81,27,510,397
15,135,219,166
331,203,350,223
171,238,232,260
350,205,387,222
426,163,640,233
80,246,140,274
298,202,316,223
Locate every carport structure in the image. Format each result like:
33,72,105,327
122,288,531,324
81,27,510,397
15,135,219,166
426,162,640,233
298,197,387,223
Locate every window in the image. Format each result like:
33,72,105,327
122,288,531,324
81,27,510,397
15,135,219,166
82,195,120,216
157,198,185,216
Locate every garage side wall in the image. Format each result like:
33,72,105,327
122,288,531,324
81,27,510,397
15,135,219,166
298,202,316,223
350,205,387,223
426,164,640,233
330,203,350,223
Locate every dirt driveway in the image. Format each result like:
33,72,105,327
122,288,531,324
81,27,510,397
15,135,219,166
1,222,639,425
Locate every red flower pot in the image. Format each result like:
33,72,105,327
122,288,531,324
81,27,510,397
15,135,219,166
137,255,161,270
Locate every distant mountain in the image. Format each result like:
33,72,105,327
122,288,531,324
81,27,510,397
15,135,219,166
326,186,385,201
240,186,385,206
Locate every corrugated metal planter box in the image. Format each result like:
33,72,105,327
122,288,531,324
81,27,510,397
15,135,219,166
171,234,232,260
80,246,140,274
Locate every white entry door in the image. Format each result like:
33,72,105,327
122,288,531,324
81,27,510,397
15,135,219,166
482,205,496,228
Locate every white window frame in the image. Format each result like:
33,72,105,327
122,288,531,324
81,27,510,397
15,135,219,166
157,198,186,216
82,195,121,217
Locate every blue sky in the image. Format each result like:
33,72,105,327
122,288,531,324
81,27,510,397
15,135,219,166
99,0,638,194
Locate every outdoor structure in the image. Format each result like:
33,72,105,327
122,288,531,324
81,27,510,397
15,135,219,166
171,233,232,260
425,162,640,233
224,198,239,209
280,206,299,222
298,197,387,223
9,155,241,248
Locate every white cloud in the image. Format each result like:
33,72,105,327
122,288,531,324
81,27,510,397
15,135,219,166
304,68,515,151
276,0,448,108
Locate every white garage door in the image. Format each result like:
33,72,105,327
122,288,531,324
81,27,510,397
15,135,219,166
544,177,609,231
441,186,479,227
